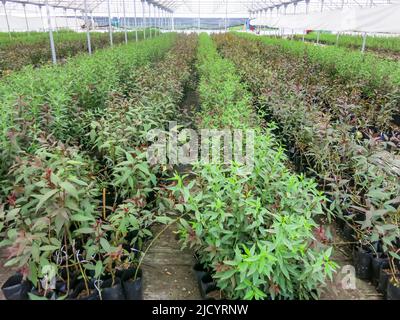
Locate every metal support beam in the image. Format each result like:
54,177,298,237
83,0,91,55
133,0,138,41
148,2,151,38
107,0,113,46
74,8,78,32
23,4,29,33
53,6,58,32
198,1,200,32
123,0,128,44
361,32,367,53
45,0,57,64
39,5,45,31
2,1,11,38
224,0,227,31
142,0,146,39
64,8,69,30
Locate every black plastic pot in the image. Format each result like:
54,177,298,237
392,114,400,127
387,278,400,300
342,223,356,242
193,263,208,283
198,273,217,299
353,246,372,280
29,288,58,300
121,268,143,300
377,269,390,297
1,273,32,300
371,256,389,287
100,278,125,300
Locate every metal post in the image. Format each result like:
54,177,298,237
361,32,367,53
90,11,95,30
306,0,310,14
83,0,92,55
172,12,175,31
162,9,164,32
23,4,30,33
74,9,78,31
157,6,160,35
198,1,200,32
64,9,69,30
133,0,138,41
39,5,45,31
317,30,320,44
142,0,146,39
336,32,340,46
2,1,11,38
224,0,227,31
53,6,58,32
123,0,128,43
321,0,324,12
148,2,151,38
107,0,113,46
45,0,57,64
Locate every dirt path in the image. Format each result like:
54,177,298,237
141,79,202,300
142,223,201,300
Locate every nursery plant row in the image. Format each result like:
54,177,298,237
214,33,400,298
0,33,174,187
170,33,336,300
293,32,400,57
0,30,157,76
235,33,400,109
0,34,198,300
237,33,400,145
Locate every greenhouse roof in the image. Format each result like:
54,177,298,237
2,0,399,17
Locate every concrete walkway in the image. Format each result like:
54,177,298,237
142,223,201,300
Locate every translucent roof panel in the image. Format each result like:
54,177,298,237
1,0,399,17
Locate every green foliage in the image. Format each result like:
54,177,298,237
0,30,149,75
171,34,336,300
297,32,400,55
236,32,400,92
216,33,400,272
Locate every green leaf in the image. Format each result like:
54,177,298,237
71,214,95,222
74,227,94,234
100,238,111,252
40,245,60,251
95,260,103,278
60,181,79,199
35,189,59,213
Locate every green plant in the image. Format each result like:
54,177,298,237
168,34,336,300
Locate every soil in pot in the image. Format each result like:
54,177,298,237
120,268,143,300
68,281,99,300
342,223,356,242
1,273,32,300
353,246,372,280
371,256,389,287
100,278,125,300
387,277,400,300
29,288,58,300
